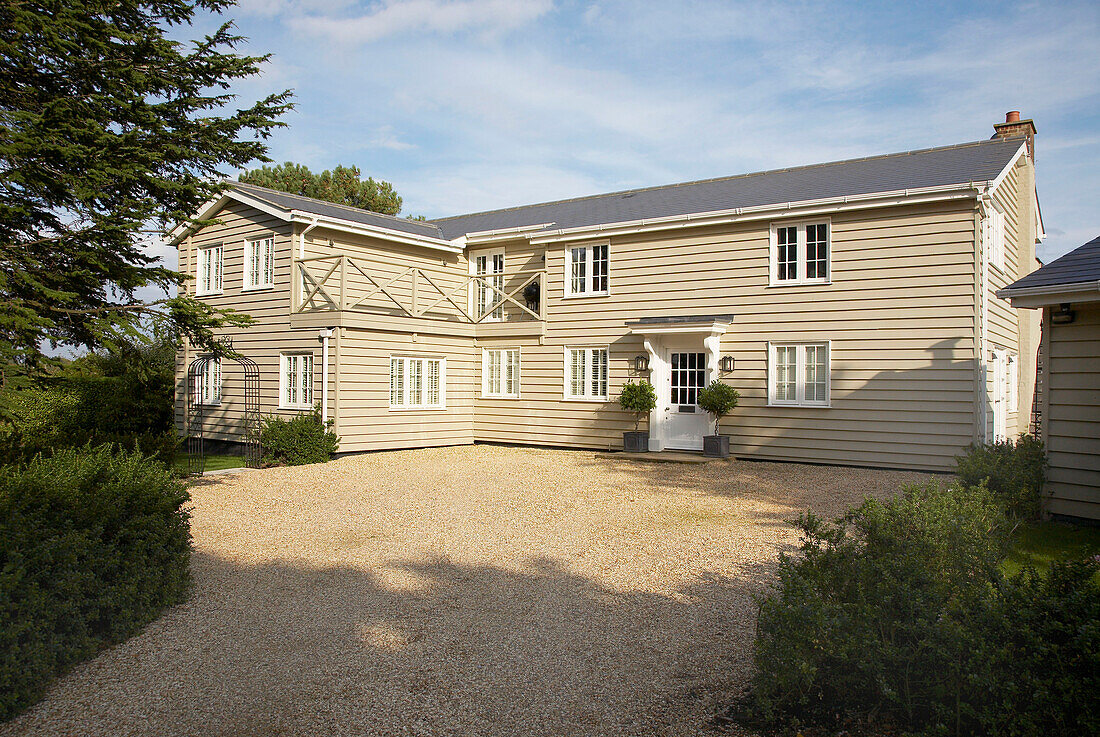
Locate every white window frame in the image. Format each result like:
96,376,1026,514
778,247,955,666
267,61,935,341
563,346,610,401
564,241,610,298
482,348,521,399
196,243,223,295
768,219,831,286
195,356,222,406
1007,351,1018,416
767,342,831,407
279,352,314,410
245,234,276,291
986,203,1006,273
389,356,446,410
470,249,505,321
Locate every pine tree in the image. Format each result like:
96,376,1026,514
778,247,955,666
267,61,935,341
0,0,293,371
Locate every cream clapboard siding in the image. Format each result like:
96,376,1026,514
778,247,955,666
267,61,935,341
1043,303,1100,519
174,202,327,442
296,226,474,452
336,330,475,452
474,200,982,471
985,154,1040,437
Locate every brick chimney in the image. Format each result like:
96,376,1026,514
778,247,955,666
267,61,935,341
992,110,1037,159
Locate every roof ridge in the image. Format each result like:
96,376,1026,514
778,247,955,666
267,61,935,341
429,136,1025,224
229,180,444,235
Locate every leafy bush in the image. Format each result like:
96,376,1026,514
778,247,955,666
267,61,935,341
984,561,1100,737
617,380,657,431
955,434,1047,519
740,480,1100,737
746,482,1007,735
697,380,740,435
0,446,192,720
260,407,338,466
0,333,178,465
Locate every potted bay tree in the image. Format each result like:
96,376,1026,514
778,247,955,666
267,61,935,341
617,380,657,452
697,380,740,458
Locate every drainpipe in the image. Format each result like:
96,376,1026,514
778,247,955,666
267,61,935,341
318,328,334,425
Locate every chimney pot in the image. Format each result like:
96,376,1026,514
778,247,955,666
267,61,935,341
1006,110,1021,123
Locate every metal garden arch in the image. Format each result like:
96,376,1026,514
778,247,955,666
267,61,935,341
186,339,261,476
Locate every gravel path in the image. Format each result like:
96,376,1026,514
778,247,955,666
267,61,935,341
2,446,933,737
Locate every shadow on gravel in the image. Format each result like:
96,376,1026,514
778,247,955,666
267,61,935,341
1,551,774,737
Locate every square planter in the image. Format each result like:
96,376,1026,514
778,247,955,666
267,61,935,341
703,434,730,458
623,431,650,453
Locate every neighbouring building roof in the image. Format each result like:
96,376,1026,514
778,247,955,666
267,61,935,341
427,136,1026,239
229,180,447,239
1002,235,1100,292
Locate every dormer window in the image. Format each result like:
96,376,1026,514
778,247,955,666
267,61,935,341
770,221,830,286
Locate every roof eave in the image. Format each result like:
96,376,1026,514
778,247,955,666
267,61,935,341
527,182,986,245
287,212,461,253
996,280,1100,307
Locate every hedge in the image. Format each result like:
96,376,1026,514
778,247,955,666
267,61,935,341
0,446,192,720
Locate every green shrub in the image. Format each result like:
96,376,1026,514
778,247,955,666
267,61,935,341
0,334,178,465
697,380,740,435
955,434,1047,519
983,561,1100,737
745,482,1009,735
0,446,191,720
740,479,1100,737
617,380,657,431
260,407,338,466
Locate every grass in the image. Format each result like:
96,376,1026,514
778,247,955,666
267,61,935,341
172,453,247,475
1004,520,1100,577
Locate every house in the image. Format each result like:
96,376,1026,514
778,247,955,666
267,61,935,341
172,113,1042,473
998,235,1100,520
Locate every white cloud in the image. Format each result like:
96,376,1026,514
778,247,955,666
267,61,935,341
367,126,416,150
292,0,553,43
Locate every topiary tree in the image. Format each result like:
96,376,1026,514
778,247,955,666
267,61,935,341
697,380,740,435
618,380,657,431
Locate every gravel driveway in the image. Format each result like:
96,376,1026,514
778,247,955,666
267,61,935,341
2,446,933,737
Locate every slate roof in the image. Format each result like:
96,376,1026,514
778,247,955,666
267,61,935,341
226,136,1024,243
428,136,1026,239
1003,235,1100,291
228,181,446,239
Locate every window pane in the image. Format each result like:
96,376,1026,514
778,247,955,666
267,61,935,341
264,238,275,284
302,355,313,406
570,248,586,294
390,358,404,405
804,345,826,403
591,244,608,293
426,360,440,406
504,350,517,396
776,227,797,281
409,359,423,405
487,350,501,395
213,247,222,291
775,346,797,401
806,223,828,280
570,349,585,397
591,349,608,398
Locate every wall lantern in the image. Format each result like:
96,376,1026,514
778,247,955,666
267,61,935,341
719,355,735,373
633,354,650,373
1051,303,1076,325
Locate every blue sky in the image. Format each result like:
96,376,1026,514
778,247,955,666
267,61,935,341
172,0,1100,266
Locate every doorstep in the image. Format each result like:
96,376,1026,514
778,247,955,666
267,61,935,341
613,450,730,464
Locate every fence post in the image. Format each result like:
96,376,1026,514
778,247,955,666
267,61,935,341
411,268,419,316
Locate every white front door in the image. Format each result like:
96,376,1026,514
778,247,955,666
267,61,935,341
663,348,710,450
